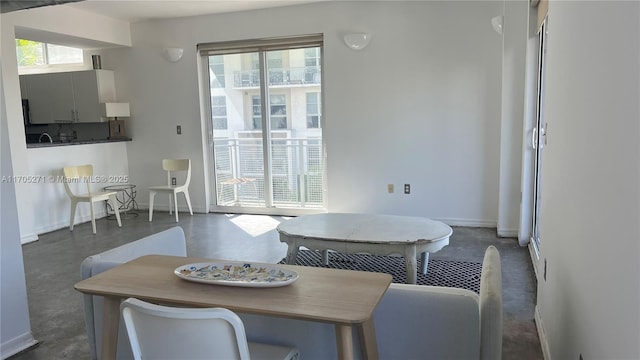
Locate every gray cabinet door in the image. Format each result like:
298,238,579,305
28,73,74,123
20,70,116,123
72,71,102,123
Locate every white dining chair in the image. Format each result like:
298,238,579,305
120,298,299,360
148,159,193,222
63,164,122,234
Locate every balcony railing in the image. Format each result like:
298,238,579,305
233,66,321,88
214,137,323,208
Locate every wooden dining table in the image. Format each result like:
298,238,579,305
74,254,392,360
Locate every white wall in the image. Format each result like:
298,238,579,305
1,7,131,241
26,143,130,235
3,1,525,233
498,0,528,238
114,1,505,226
536,1,640,358
0,63,37,358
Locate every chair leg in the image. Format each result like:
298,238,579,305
69,200,78,231
183,189,193,216
149,191,156,222
173,191,179,222
110,195,122,227
89,202,97,234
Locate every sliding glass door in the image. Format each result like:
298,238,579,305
530,21,548,256
201,36,325,214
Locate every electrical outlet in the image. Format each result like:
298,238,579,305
387,184,394,193
404,184,410,194
171,177,177,186
176,125,182,135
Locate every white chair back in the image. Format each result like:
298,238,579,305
121,298,251,360
162,158,191,187
148,158,194,222
62,164,121,233
63,164,94,195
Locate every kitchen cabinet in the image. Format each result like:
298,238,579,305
73,70,116,123
19,76,28,99
22,70,116,124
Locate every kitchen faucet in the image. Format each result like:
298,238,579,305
38,132,53,143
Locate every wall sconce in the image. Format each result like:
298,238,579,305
102,102,130,139
343,33,371,50
163,47,184,62
491,16,503,35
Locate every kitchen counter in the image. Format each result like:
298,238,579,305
27,138,131,148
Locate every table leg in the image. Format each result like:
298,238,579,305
359,318,380,360
101,296,121,360
335,324,355,360
405,245,417,284
420,251,430,274
285,244,299,265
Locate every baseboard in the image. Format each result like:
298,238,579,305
528,242,540,281
534,305,551,360
33,211,109,236
20,232,38,244
137,202,207,214
497,228,518,238
1,332,38,359
436,217,496,228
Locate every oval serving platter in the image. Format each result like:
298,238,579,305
174,261,299,288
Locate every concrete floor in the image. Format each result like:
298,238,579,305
11,211,543,359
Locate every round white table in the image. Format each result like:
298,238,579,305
277,213,453,284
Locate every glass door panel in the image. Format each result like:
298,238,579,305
531,21,548,255
207,46,324,212
265,48,323,209
210,52,266,207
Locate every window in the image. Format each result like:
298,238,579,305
252,94,287,130
270,94,287,129
306,92,321,128
267,51,285,85
209,56,225,88
212,96,228,129
15,39,83,67
304,48,320,83
252,96,261,129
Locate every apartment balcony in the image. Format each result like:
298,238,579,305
233,66,321,88
214,137,323,208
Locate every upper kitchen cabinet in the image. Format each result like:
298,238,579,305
72,70,116,123
22,70,116,124
27,72,74,123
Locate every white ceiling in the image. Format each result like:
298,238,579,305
66,0,324,23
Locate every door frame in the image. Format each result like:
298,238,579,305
197,36,328,217
519,17,548,279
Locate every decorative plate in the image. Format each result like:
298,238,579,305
174,262,299,288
